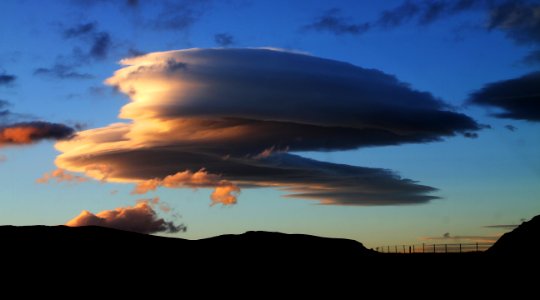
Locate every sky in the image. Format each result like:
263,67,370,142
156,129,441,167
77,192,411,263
1,0,539,249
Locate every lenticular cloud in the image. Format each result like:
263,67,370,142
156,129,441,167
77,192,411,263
55,48,481,205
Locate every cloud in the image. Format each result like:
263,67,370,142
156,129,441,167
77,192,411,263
210,183,240,206
65,200,186,234
63,22,112,60
422,232,500,243
522,49,540,64
487,0,540,45
36,168,88,184
149,0,210,31
34,63,93,79
0,154,6,163
505,124,517,131
132,169,240,206
54,48,481,206
484,224,519,229
214,33,235,47
1,121,75,146
377,0,485,28
0,71,16,86
468,71,540,122
304,8,370,35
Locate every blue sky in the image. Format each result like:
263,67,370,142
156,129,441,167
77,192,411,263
1,0,539,248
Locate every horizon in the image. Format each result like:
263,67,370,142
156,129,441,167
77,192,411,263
1,0,539,249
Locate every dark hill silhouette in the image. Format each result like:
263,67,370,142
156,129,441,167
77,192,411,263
0,225,373,265
487,215,540,256
0,225,531,286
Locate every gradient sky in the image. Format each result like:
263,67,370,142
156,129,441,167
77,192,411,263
1,0,539,248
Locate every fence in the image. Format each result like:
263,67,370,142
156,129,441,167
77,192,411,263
375,242,493,254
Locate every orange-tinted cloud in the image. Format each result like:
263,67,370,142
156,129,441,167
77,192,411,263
66,200,185,234
0,121,74,146
132,169,240,206
54,48,482,205
210,183,240,206
36,168,89,184
421,233,501,244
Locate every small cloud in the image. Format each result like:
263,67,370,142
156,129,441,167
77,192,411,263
62,22,112,60
505,124,517,132
463,132,478,138
65,200,186,234
484,224,518,230
34,63,93,80
521,49,540,65
63,22,97,38
422,232,500,243
0,121,75,146
0,71,16,86
36,168,89,184
148,0,210,31
304,8,370,35
210,183,240,206
214,33,235,47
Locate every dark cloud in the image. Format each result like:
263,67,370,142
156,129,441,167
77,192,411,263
0,121,75,146
0,99,10,117
66,200,186,234
71,0,138,8
56,48,482,206
0,71,16,86
149,0,210,31
0,100,31,124
62,22,112,60
214,33,235,47
63,22,97,38
484,224,519,229
378,0,486,28
469,71,540,122
305,8,370,35
487,0,540,45
126,48,147,58
505,124,517,131
34,63,93,79
522,49,540,64
423,232,500,242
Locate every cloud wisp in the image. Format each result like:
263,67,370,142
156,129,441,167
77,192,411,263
66,198,185,234
0,70,16,86
36,168,89,184
304,8,370,35
54,48,481,206
62,22,112,61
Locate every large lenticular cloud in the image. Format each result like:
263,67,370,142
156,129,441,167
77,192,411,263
55,48,481,205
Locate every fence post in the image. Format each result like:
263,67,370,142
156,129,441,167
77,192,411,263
459,244,462,253
445,244,448,253
422,243,425,253
433,244,436,253
395,245,397,253
409,246,412,254
476,242,479,252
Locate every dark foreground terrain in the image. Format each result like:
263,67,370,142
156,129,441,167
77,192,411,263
1,216,538,285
